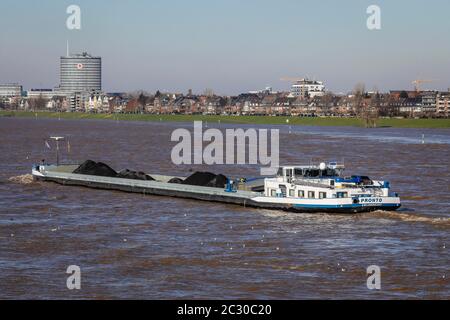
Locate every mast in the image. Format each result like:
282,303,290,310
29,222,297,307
50,136,65,165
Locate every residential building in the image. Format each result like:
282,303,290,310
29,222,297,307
389,90,421,99
421,91,438,114
290,79,325,98
397,97,423,114
436,92,450,117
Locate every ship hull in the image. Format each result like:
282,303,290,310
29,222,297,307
33,165,401,214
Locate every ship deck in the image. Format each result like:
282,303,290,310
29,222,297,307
34,164,279,209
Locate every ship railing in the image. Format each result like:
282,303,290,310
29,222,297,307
293,179,333,189
281,162,345,169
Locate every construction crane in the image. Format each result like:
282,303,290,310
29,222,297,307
412,79,436,92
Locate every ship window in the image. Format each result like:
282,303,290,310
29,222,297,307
308,191,315,198
289,189,295,197
319,192,327,199
322,169,338,177
305,169,320,177
270,189,276,197
298,190,305,198
279,185,287,197
276,168,283,176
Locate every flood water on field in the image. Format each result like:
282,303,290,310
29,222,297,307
0,117,448,299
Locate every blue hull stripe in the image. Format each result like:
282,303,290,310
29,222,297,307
293,203,401,209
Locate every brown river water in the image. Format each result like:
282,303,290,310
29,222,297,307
0,117,449,299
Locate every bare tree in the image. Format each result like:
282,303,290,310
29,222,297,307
368,90,380,127
352,83,365,117
8,99,19,110
204,88,214,97
28,94,48,111
321,91,334,115
137,91,150,113
352,83,377,127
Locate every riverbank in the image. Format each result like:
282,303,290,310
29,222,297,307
1,110,449,128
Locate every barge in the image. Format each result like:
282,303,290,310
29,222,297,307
32,161,401,214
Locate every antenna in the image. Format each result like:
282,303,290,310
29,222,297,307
50,136,65,165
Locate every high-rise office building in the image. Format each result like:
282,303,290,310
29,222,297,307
59,52,101,93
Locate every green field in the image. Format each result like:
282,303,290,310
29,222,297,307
1,110,449,128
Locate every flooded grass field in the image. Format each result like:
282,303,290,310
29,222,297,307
0,117,448,299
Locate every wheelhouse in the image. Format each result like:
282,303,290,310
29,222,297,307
276,162,345,182
265,162,393,200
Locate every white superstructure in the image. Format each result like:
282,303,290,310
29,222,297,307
32,160,401,214
255,162,401,213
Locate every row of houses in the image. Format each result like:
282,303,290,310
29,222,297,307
118,90,449,117
388,90,450,116
1,85,449,117
97,92,349,116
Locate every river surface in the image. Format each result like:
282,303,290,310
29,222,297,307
0,117,448,299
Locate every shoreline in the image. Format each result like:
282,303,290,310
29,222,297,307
1,110,449,128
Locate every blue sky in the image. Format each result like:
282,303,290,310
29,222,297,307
0,0,449,94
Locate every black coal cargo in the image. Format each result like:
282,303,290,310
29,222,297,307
72,160,155,181
72,160,117,177
180,172,228,188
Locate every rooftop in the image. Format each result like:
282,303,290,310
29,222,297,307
62,52,100,59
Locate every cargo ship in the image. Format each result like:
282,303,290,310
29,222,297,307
32,160,401,214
